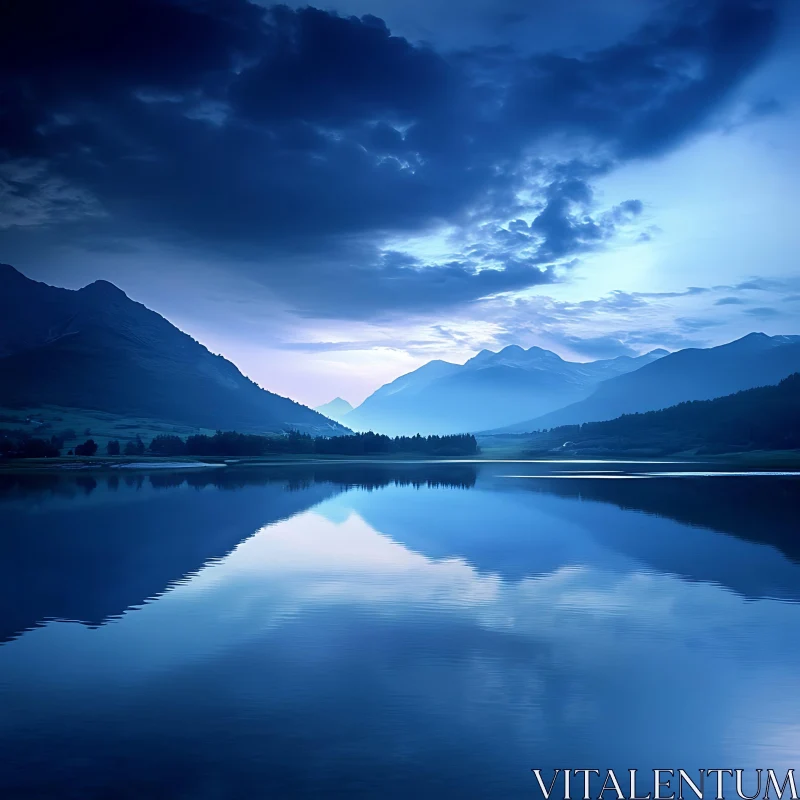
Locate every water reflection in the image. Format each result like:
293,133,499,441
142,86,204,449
2,463,799,643
0,465,478,643
1,462,799,798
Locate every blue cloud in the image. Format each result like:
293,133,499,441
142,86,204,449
0,0,784,318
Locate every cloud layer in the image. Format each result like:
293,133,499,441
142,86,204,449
0,0,784,319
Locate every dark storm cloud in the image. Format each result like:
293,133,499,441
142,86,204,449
504,0,781,159
0,0,783,317
259,247,558,319
286,0,667,54
230,9,452,124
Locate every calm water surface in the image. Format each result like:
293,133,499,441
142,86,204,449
1,461,799,798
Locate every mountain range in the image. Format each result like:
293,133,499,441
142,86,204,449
4,264,799,442
340,345,669,436
500,332,800,432
521,372,800,456
0,265,345,435
333,333,800,436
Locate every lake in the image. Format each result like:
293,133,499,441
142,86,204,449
1,461,799,799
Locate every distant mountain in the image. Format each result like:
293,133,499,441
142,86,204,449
508,333,800,432
0,265,346,434
521,372,800,456
314,397,354,423
343,345,667,435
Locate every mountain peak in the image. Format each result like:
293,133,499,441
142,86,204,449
0,271,346,434
732,332,800,347
80,279,129,299
738,331,769,341
320,396,352,410
492,344,563,364
467,344,563,368
723,332,792,352
467,349,496,365
526,345,564,361
314,396,355,423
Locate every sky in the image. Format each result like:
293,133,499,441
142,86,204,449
1,0,799,407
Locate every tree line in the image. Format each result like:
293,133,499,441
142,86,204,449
0,433,63,458
152,430,479,457
526,372,800,455
1,429,479,459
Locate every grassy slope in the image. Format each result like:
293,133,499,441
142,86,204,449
0,405,220,454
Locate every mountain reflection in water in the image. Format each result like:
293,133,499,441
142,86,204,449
1,461,799,799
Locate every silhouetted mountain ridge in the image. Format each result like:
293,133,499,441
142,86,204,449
0,265,346,434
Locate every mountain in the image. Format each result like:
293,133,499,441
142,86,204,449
342,345,668,435
520,371,800,456
507,333,800,432
314,397,354,423
0,265,346,434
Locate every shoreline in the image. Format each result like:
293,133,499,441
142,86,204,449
2,450,799,473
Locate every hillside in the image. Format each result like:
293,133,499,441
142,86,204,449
343,345,667,435
0,265,346,435
503,333,800,432
520,373,800,456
